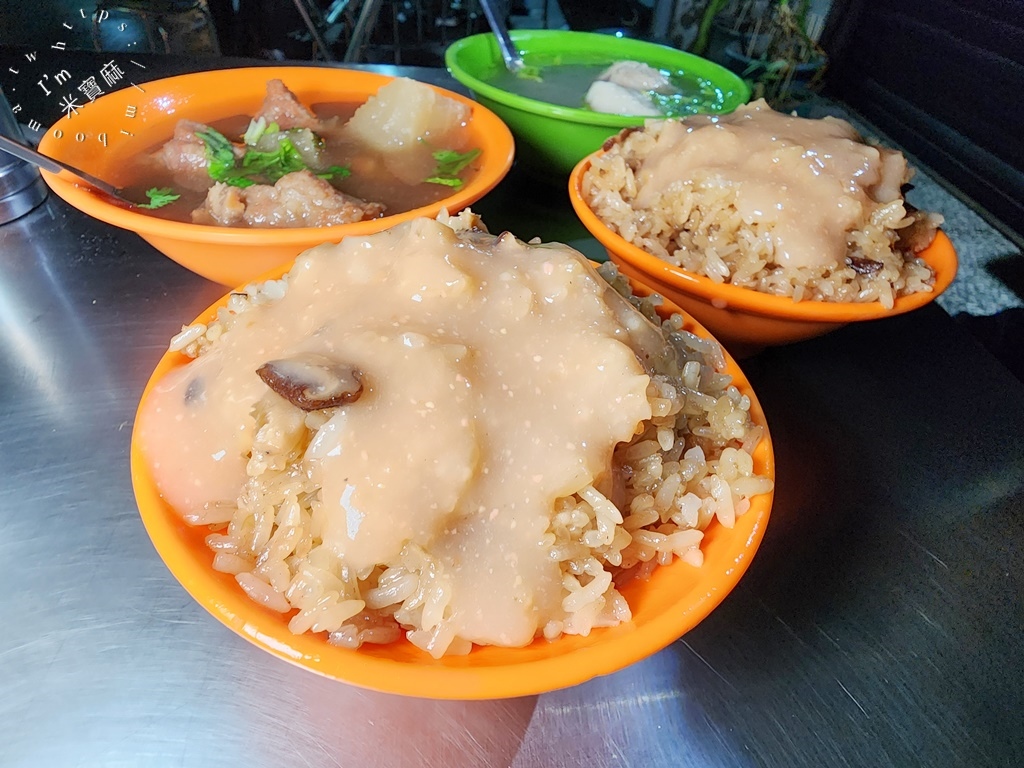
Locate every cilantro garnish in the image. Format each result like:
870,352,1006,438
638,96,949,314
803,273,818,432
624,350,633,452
195,126,251,187
317,165,351,181
195,126,349,188
424,147,481,189
239,137,308,182
138,187,180,209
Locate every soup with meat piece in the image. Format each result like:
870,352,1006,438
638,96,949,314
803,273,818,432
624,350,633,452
488,59,731,117
125,78,481,228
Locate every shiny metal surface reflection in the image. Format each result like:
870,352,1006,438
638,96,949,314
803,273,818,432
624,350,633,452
0,88,47,225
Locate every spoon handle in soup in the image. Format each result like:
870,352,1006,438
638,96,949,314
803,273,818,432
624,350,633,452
478,0,525,73
0,132,124,200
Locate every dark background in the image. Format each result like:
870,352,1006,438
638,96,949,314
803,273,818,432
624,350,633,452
3,0,1021,247
823,0,1024,248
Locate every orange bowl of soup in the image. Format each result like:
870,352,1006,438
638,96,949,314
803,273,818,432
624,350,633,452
38,66,515,287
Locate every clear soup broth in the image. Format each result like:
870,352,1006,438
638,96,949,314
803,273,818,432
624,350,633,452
487,61,729,116
122,102,475,224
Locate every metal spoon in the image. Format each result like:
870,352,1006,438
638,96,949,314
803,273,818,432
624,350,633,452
477,0,527,74
0,132,137,209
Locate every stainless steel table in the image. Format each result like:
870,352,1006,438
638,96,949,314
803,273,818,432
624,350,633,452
2,63,1023,768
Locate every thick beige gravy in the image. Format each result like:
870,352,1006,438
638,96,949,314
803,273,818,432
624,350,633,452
633,99,909,269
137,218,653,647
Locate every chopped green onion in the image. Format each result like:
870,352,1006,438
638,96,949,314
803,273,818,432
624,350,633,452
242,117,267,146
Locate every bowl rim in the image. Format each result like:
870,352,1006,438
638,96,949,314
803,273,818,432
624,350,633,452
445,29,751,126
37,66,515,243
130,252,775,700
568,152,959,322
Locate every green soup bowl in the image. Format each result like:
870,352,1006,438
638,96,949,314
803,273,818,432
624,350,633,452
445,30,750,179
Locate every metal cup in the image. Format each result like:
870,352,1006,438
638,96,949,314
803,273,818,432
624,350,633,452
0,87,48,225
